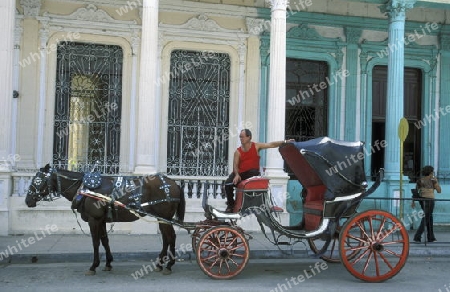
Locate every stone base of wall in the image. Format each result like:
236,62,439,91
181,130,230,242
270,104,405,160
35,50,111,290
9,197,289,235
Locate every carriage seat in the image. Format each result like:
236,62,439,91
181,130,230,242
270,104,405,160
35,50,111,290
233,177,282,213
303,185,326,231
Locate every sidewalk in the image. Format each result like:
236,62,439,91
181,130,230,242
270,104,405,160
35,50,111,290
1,226,450,265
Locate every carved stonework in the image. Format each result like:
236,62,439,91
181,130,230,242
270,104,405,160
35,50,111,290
20,0,41,17
183,14,222,32
50,4,117,23
131,29,141,56
440,33,450,51
359,51,370,74
266,0,288,10
246,18,268,36
345,27,362,44
39,21,49,49
14,17,23,49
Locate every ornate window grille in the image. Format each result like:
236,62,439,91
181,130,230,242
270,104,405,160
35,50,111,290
53,42,123,174
167,50,230,176
285,58,328,177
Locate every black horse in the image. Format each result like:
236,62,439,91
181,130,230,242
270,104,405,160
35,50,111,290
25,164,185,275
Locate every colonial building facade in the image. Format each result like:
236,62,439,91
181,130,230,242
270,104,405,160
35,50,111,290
0,0,449,234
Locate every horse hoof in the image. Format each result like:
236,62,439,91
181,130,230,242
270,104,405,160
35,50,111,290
85,270,96,276
154,266,163,272
162,268,172,275
102,266,112,272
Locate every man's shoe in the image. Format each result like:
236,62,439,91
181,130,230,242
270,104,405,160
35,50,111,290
428,239,437,243
225,201,235,213
225,205,234,213
413,237,421,243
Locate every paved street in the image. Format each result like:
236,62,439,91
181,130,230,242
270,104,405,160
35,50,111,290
0,256,448,292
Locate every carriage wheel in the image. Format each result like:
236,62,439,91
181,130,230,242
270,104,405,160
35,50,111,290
192,226,208,251
308,217,362,263
307,229,341,263
196,226,250,280
339,209,409,282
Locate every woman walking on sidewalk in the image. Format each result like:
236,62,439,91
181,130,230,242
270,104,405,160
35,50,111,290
413,165,441,243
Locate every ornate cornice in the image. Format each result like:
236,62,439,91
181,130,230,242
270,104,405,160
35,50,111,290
45,4,117,23
20,0,41,17
38,4,139,37
159,13,247,44
179,14,233,32
286,24,341,42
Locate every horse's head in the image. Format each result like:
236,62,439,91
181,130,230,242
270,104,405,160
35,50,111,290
25,164,55,207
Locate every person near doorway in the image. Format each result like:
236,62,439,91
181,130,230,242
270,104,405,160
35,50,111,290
412,165,441,243
223,129,293,213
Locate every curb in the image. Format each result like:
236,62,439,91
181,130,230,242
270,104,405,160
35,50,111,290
2,247,447,265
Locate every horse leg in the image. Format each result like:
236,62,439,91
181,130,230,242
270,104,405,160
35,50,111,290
164,224,177,275
86,217,101,275
154,222,169,273
100,222,113,271
159,223,176,275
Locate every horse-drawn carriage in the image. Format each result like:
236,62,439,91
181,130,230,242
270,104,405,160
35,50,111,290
25,137,409,282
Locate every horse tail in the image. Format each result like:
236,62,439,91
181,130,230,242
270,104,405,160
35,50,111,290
176,185,186,223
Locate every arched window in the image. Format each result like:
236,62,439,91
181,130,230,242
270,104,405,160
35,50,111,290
53,42,122,174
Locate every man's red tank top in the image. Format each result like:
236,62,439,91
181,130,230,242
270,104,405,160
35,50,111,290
238,142,260,173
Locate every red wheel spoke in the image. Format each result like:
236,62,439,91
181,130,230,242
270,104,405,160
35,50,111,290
355,221,372,241
350,246,371,265
377,250,395,270
361,249,374,275
381,248,402,258
373,250,380,277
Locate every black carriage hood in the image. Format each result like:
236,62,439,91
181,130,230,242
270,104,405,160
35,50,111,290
279,137,367,200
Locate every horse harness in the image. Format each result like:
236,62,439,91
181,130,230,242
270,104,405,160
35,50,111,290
76,173,180,218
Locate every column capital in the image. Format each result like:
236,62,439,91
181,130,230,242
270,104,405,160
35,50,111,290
345,27,362,44
266,0,288,11
20,0,41,18
380,0,416,20
440,29,450,51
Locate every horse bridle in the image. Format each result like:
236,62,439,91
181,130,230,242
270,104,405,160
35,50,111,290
27,170,52,202
29,167,81,203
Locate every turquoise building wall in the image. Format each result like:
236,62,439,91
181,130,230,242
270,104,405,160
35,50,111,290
256,7,449,224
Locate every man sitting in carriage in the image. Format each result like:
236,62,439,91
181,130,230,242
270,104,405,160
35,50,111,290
223,129,293,213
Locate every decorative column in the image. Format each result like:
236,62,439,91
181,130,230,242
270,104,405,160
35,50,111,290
344,27,361,140
0,0,16,235
359,51,371,176
36,21,49,167
245,17,264,140
381,0,415,179
128,29,140,173
265,0,287,177
134,0,159,174
264,0,289,216
438,29,450,175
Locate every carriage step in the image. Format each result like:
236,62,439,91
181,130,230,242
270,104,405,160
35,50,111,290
270,206,284,212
